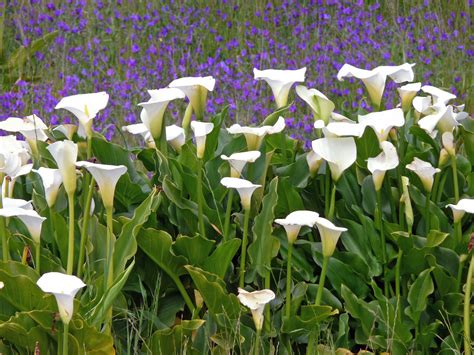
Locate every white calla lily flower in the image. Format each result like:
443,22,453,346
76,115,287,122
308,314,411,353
446,199,474,223
367,141,399,191
47,141,78,196
0,135,30,178
296,85,334,123
275,210,319,244
254,67,306,108
358,108,405,142
165,124,186,152
337,63,415,107
400,176,414,230
55,92,109,137
169,76,215,120
306,150,323,176
406,157,440,192
190,121,214,159
311,137,357,182
0,207,46,243
323,121,365,138
33,167,63,208
221,151,261,178
75,162,127,209
0,114,48,142
237,288,275,330
412,96,433,118
0,281,3,289
398,82,421,112
138,88,185,140
53,124,78,140
220,177,261,211
314,216,347,257
422,85,456,105
417,103,448,135
227,116,285,150
3,198,33,210
36,272,85,324
442,131,455,156
436,105,469,133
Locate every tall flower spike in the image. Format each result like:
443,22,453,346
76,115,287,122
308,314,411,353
337,63,415,108
314,216,347,257
33,168,63,208
0,207,46,243
367,141,399,191
75,162,127,209
311,137,357,182
237,288,275,330
275,210,319,244
169,76,215,120
220,177,261,211
190,121,214,159
220,151,261,178
227,116,285,150
358,108,405,142
46,141,78,196
36,272,85,324
55,92,109,138
446,199,474,224
138,88,185,141
295,85,334,123
254,67,306,108
406,157,440,193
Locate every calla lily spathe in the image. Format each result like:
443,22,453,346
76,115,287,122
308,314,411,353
422,85,456,105
400,176,414,230
169,76,215,120
36,272,85,324
0,114,48,142
220,177,261,211
165,124,186,152
406,157,440,192
442,131,455,156
296,85,334,123
398,82,421,112
358,108,405,142
314,216,347,257
3,197,33,210
0,207,46,243
275,210,319,244
47,141,78,196
237,288,275,330
122,123,154,146
322,121,365,138
254,67,306,108
311,137,357,181
55,92,109,137
138,88,185,141
367,141,399,191
306,150,323,176
227,116,285,150
190,121,214,159
53,124,78,140
75,161,127,209
33,167,63,208
446,199,474,223
0,136,30,178
337,63,415,107
221,151,261,178
412,96,433,119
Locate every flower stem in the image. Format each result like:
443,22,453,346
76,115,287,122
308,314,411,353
327,182,336,221
425,190,431,233
436,171,448,203
77,177,95,279
197,160,206,239
254,327,262,355
104,206,114,334
239,208,251,288
62,322,69,355
431,172,441,202
264,268,271,333
182,102,193,130
285,242,293,317
0,178,8,261
452,155,459,203
456,254,465,293
324,168,330,217
315,255,329,306
66,194,75,275
35,241,41,274
395,248,403,319
223,189,234,241
463,253,473,355
376,189,388,297
171,273,195,313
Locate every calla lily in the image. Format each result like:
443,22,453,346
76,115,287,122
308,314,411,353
47,141,78,196
227,116,286,150
169,76,215,120
190,121,214,159
53,124,78,140
337,63,415,107
323,121,365,138
33,167,63,208
165,124,186,152
406,157,440,192
398,82,421,112
311,137,357,182
0,114,48,142
0,135,30,178
254,67,306,108
306,150,323,176
237,288,275,330
75,162,127,209
442,131,455,156
3,198,33,210
0,207,46,243
138,88,185,141
0,281,3,289
417,103,447,135
122,123,153,145
314,216,347,257
422,85,456,105
400,176,414,230
55,92,109,137
220,177,261,211
296,85,334,123
367,141,399,191
358,108,405,142
221,151,261,178
437,105,469,133
446,199,474,223
412,96,433,119
36,272,85,324
275,210,319,244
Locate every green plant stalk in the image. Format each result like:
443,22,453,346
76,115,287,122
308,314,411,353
376,189,388,297
455,221,463,246
436,171,448,203
324,168,331,217
171,273,195,313
395,248,403,320
452,155,459,203
424,190,431,233
66,194,75,275
315,255,329,306
48,207,58,256
0,178,8,261
182,102,193,130
264,268,271,333
463,253,473,355
327,182,336,221
239,208,251,288
63,322,69,355
35,241,41,274
77,177,95,279
431,172,441,202
254,327,262,355
223,189,234,241
285,242,293,317
104,206,114,334
197,159,206,239
456,253,465,293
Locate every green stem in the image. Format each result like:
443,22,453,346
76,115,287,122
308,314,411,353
66,194,75,275
239,208,251,288
463,253,473,355
77,177,95,279
436,171,448,203
254,327,262,355
223,189,234,241
452,155,459,203
48,207,58,256
0,179,8,261
315,256,329,305
456,254,465,293
62,322,69,355
455,221,463,246
264,268,271,333
431,172,441,202
285,242,293,317
171,273,195,313
182,102,193,130
324,167,330,217
376,189,388,297
395,248,403,320
104,206,114,335
197,160,206,239
327,182,336,221
425,190,431,233
35,241,41,274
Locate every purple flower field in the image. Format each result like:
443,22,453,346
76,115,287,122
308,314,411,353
2,1,472,143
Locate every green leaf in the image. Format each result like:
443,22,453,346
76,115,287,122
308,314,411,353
356,127,380,169
409,126,440,153
425,230,449,248
203,106,228,161
148,320,205,355
341,285,376,339
281,305,338,335
406,267,434,324
174,234,215,266
261,103,292,125
202,239,241,279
